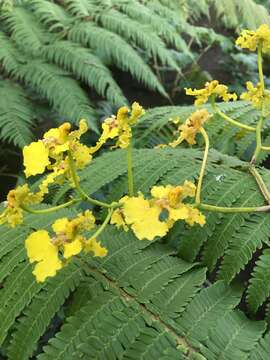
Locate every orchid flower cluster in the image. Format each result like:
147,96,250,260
2,24,270,283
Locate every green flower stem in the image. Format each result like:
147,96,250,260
251,44,266,164
251,112,265,164
89,208,113,240
262,146,270,151
67,151,113,208
22,198,80,214
249,165,270,204
258,43,265,93
195,127,209,205
211,101,256,132
198,203,270,213
127,141,134,196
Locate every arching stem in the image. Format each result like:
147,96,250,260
198,203,270,213
22,198,80,214
127,141,134,196
68,151,113,208
211,101,255,132
195,127,209,205
88,208,113,240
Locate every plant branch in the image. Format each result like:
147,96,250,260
258,43,265,93
251,111,265,164
198,203,270,213
67,151,113,208
21,198,80,214
211,101,256,132
249,165,270,204
127,142,134,196
195,127,209,205
89,208,113,240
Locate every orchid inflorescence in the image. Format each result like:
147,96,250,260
2,25,270,282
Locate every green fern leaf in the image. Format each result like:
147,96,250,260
42,40,126,106
201,310,266,360
176,281,241,343
218,214,270,283
249,331,270,360
0,262,42,346
247,249,270,313
7,262,84,360
68,23,168,97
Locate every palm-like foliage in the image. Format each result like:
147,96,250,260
0,0,200,147
1,146,270,358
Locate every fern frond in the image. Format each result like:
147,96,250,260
0,246,26,283
7,262,84,360
117,0,190,53
1,212,270,358
64,0,92,18
201,310,266,359
17,61,97,129
210,0,270,29
177,169,248,262
42,41,126,106
247,249,270,313
217,214,270,283
249,331,270,360
0,262,42,346
176,281,241,343
68,23,168,97
2,6,47,54
95,8,180,71
0,80,36,147
30,0,73,32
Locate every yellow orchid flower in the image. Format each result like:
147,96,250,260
169,109,210,146
236,24,270,53
23,120,91,184
90,102,145,153
25,210,107,282
185,80,237,106
0,185,43,227
240,81,270,108
111,182,205,241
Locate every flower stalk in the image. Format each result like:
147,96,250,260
198,203,270,213
127,141,134,196
67,151,113,208
88,208,113,241
195,127,209,205
211,99,255,132
21,198,80,214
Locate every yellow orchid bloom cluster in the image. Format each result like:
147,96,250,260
89,102,145,153
25,210,107,282
185,80,237,106
0,184,43,227
236,24,270,53
169,109,210,147
23,119,91,189
240,81,270,108
111,181,205,241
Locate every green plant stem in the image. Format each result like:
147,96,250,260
67,151,113,208
195,127,209,205
198,203,270,213
251,44,266,164
211,101,256,132
262,146,270,151
89,208,113,240
249,165,270,204
127,142,134,196
258,43,265,92
21,198,80,214
251,112,265,164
